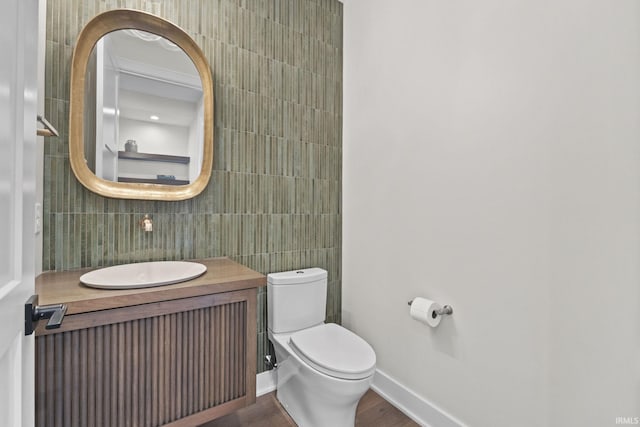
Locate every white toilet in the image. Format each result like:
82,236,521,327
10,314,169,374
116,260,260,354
267,268,376,427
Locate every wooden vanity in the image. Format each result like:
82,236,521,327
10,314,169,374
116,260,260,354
34,257,265,427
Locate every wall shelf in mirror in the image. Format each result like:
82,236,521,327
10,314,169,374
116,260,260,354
117,151,191,164
118,176,190,185
117,150,191,185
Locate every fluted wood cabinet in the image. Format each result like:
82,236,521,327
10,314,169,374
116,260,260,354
34,258,265,427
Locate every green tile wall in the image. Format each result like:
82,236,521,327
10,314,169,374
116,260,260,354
43,0,343,374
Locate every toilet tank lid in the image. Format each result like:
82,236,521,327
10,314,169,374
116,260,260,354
267,268,327,285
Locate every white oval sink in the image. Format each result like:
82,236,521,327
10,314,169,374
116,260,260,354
80,261,207,290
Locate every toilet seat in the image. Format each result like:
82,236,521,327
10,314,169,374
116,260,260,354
289,323,376,380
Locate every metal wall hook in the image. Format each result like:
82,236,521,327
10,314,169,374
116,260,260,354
37,115,59,137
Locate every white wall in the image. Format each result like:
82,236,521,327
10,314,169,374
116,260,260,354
119,118,190,156
343,1,640,426
187,96,204,182
96,39,119,181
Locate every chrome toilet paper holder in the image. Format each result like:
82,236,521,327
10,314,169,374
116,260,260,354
407,300,453,316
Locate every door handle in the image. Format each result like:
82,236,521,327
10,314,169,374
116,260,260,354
24,295,67,335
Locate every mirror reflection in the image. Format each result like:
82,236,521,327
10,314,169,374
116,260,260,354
84,29,204,186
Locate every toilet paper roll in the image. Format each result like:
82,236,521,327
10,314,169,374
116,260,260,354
409,297,442,327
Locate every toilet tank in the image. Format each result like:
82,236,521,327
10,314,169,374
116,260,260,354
267,268,328,334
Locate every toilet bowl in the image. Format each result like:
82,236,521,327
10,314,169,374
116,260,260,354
267,268,376,427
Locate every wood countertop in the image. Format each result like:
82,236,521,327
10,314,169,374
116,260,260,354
36,257,266,315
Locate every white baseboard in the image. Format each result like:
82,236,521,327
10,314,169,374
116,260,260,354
256,368,464,427
371,369,465,427
256,370,277,397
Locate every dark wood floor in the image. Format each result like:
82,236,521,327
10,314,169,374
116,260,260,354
201,389,419,427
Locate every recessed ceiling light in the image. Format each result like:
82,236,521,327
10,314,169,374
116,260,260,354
150,115,160,121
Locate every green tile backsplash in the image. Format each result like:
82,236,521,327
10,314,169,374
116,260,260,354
43,0,343,374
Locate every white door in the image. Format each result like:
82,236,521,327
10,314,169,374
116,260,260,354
0,0,39,425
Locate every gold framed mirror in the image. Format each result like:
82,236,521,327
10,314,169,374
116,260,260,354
69,9,213,200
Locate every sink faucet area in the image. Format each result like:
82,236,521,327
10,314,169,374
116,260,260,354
79,261,207,289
